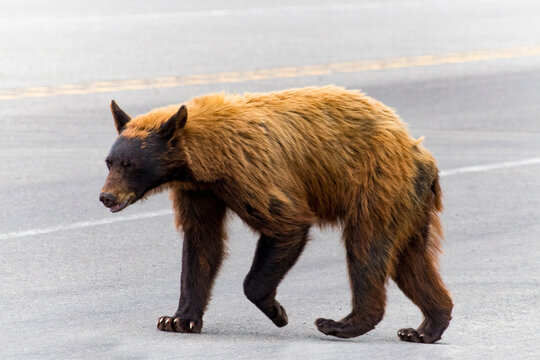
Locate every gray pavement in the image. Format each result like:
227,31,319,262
1,1,539,359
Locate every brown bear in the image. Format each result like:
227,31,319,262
99,86,453,343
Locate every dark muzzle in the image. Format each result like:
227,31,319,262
99,192,117,208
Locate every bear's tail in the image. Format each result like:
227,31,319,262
426,170,444,260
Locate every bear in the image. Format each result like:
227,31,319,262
99,86,453,343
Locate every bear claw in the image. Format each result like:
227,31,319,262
397,327,440,343
315,318,357,339
398,328,421,342
157,315,202,333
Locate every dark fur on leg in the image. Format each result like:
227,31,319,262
244,228,310,327
157,189,227,333
393,177,453,344
393,233,453,343
316,224,391,338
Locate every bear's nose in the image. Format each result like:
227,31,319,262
99,192,116,208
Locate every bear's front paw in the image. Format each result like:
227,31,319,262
156,315,203,333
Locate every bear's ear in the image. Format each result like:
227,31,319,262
110,100,131,134
159,105,188,139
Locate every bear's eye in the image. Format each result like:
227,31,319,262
121,160,133,168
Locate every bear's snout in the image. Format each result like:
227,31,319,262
99,192,117,208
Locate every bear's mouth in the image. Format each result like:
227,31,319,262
110,199,130,213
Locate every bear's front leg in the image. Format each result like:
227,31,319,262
157,190,227,333
243,228,310,327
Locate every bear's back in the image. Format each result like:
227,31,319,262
183,86,423,226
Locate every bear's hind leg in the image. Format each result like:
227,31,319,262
315,224,390,339
244,227,309,327
392,230,453,344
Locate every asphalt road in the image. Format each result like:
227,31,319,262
1,1,539,359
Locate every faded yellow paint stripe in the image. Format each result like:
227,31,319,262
1,46,540,101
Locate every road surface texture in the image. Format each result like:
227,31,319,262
1,0,539,359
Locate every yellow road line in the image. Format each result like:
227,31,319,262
1,45,540,101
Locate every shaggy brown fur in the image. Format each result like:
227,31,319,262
100,86,453,343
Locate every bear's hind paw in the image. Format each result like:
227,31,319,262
397,327,440,343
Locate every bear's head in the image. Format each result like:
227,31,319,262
99,101,189,212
